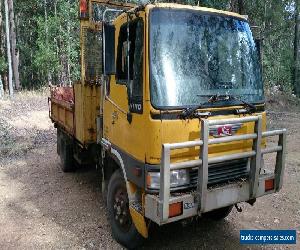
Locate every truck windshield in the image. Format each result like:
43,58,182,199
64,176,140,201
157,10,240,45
149,8,264,109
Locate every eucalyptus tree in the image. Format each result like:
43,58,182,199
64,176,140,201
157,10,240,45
4,0,13,96
294,0,300,96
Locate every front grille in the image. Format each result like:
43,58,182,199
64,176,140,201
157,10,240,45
190,159,249,187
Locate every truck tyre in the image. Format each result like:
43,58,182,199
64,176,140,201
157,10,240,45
60,136,75,172
107,170,143,249
102,180,108,206
57,128,61,155
204,205,233,221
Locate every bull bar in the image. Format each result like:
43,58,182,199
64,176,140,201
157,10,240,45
144,115,287,224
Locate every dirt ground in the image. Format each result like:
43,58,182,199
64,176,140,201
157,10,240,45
0,92,299,249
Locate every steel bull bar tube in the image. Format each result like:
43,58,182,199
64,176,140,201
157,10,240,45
158,115,287,223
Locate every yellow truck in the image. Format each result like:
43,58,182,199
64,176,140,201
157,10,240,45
49,0,287,248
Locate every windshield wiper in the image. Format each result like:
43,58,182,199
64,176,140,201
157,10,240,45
236,98,257,113
179,105,203,119
180,94,257,119
207,94,257,113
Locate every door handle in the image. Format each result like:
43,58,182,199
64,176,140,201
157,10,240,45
112,111,118,124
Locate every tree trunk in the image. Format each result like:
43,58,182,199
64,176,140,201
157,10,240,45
8,0,20,90
4,75,8,92
44,0,52,85
0,77,3,98
67,0,72,86
230,0,244,14
238,0,244,15
294,0,300,97
4,0,13,96
0,0,3,98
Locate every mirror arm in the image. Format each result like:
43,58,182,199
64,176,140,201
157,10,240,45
102,8,124,22
127,13,130,89
103,26,106,75
102,9,123,76
127,113,132,124
126,12,133,123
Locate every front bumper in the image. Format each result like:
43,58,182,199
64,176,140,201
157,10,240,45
144,115,287,225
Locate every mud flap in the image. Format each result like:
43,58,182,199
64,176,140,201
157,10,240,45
129,207,148,238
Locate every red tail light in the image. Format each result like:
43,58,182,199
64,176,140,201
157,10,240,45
265,178,274,192
80,0,88,19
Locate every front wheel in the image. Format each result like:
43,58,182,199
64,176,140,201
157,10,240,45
107,170,143,249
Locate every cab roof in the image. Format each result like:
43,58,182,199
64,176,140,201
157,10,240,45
145,3,247,21
115,2,247,24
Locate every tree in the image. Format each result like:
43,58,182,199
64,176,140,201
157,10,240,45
294,0,300,96
0,0,4,98
8,0,20,90
230,0,244,14
4,0,13,96
0,0,4,99
0,0,296,97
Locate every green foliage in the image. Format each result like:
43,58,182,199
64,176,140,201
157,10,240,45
0,56,6,74
14,0,79,88
243,0,295,92
200,0,229,9
0,0,297,94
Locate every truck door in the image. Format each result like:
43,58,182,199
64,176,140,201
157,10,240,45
103,16,146,163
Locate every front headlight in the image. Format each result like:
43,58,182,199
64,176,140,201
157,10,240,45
147,169,190,190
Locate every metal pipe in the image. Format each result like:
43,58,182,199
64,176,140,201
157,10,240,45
275,132,287,191
262,129,287,138
249,115,262,198
102,8,124,22
198,119,209,213
208,116,258,126
168,146,283,170
208,151,256,164
102,8,123,76
160,145,171,222
126,13,130,88
170,159,202,171
168,140,203,150
262,146,282,154
208,133,257,145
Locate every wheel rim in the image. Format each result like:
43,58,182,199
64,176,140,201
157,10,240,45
113,185,132,232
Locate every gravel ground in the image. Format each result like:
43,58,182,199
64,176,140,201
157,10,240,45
0,92,299,249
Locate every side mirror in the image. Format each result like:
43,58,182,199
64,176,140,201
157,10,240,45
103,23,116,75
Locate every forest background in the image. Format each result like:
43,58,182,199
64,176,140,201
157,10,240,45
0,0,299,99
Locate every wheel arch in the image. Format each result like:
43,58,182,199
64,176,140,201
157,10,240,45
103,149,124,183
106,147,149,239
110,148,128,180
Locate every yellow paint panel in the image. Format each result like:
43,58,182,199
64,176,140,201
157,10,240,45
144,112,267,165
74,83,101,145
50,101,74,135
103,13,148,162
129,207,148,238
